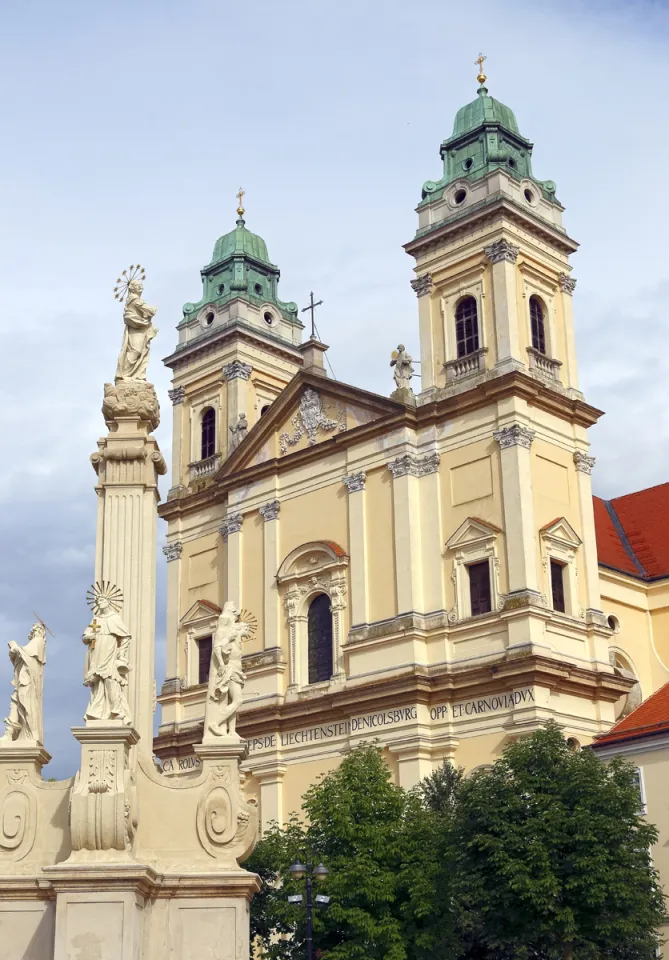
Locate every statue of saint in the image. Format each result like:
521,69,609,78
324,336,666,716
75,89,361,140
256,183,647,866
391,344,415,392
82,582,132,724
205,602,249,738
229,413,248,452
0,621,47,744
115,278,158,382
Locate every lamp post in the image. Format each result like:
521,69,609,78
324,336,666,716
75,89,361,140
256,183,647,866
288,860,330,960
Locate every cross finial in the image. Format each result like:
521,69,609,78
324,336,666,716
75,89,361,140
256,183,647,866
475,52,487,86
301,291,324,339
236,186,245,218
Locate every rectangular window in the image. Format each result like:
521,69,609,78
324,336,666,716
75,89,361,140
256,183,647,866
468,560,492,616
197,635,213,684
550,560,566,613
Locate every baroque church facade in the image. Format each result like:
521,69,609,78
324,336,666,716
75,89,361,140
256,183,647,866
154,78,669,830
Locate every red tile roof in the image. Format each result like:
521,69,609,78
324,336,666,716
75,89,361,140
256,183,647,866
593,680,669,748
593,483,669,580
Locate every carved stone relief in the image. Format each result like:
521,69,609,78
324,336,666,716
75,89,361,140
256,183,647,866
279,388,346,455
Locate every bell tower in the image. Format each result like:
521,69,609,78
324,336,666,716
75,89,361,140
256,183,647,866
405,62,614,692
406,61,579,399
162,195,306,497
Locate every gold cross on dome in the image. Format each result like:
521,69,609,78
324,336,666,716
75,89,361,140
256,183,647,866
475,53,487,85
236,186,245,217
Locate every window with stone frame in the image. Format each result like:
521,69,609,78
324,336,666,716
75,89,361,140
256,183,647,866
550,559,566,613
307,594,333,684
446,517,505,622
201,407,216,460
540,518,582,617
197,635,212,684
455,296,480,358
530,295,547,354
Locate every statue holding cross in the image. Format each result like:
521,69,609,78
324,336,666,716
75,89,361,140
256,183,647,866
82,581,132,724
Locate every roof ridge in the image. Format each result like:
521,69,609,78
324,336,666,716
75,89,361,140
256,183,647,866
603,499,648,578
611,480,669,502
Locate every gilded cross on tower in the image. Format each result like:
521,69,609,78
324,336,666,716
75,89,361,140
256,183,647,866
236,186,245,218
475,52,487,86
301,291,323,339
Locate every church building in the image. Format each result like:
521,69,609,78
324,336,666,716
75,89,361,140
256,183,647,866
154,69,669,830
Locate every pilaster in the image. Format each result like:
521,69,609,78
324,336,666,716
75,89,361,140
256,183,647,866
168,385,186,492
387,737,433,789
91,382,166,754
162,540,183,681
559,275,579,390
343,472,368,626
221,514,244,605
573,451,602,613
493,424,537,593
260,500,281,650
484,240,521,369
411,275,436,391
387,454,439,614
253,761,286,833
222,361,252,457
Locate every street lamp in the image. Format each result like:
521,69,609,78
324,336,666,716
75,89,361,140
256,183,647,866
288,860,330,960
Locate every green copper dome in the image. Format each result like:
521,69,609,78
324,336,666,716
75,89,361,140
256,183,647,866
451,87,520,138
180,214,299,327
418,84,557,208
210,217,271,267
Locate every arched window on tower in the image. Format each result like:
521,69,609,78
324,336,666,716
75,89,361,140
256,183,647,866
307,594,333,684
201,407,216,460
530,296,546,355
455,296,480,358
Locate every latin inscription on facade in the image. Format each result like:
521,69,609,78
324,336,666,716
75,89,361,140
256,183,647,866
430,688,535,722
248,706,418,753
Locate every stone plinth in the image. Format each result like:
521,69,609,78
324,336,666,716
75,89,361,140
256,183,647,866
67,722,139,858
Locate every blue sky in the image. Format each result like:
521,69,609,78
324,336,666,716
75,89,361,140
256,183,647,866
1,0,668,777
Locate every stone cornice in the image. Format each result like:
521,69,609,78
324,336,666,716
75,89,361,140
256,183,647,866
162,318,304,371
158,369,603,522
404,194,579,260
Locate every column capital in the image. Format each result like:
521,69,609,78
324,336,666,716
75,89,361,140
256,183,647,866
343,471,366,493
162,541,183,562
388,452,440,478
493,424,535,450
573,451,596,474
167,385,185,405
222,360,253,381
220,513,243,541
484,239,520,264
259,499,280,522
410,274,433,298
559,273,577,295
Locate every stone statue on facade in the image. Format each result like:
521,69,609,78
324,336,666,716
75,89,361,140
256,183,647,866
113,266,158,382
391,344,415,392
0,621,47,744
205,602,249,738
229,413,248,452
82,582,132,724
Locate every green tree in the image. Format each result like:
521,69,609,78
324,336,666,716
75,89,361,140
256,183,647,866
453,722,665,960
245,743,451,960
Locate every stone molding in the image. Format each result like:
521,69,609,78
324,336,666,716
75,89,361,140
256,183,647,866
573,451,596,474
220,513,243,541
410,274,433,298
162,541,183,563
102,381,160,431
388,452,440,478
259,499,280,522
493,424,535,450
559,273,577,295
343,471,366,493
243,647,285,671
168,385,185,405
222,360,253,381
484,239,520,264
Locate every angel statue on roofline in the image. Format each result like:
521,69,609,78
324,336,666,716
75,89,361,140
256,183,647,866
390,343,415,392
113,265,158,382
82,581,132,724
0,620,47,745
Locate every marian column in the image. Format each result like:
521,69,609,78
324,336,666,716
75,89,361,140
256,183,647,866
90,267,166,754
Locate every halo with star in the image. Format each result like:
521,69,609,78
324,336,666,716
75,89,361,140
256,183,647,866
113,264,146,303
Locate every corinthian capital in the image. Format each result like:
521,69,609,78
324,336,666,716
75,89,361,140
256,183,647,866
220,513,243,541
343,472,366,493
493,424,535,450
410,274,433,298
573,451,596,474
559,273,577,295
259,499,280,521
222,360,252,382
168,386,185,405
162,541,183,562
484,239,520,265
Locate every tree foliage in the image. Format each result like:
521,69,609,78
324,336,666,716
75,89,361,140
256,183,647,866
244,725,665,960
